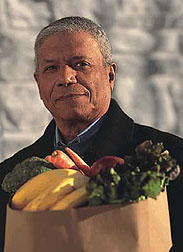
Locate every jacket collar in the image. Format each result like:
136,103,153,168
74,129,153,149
85,99,134,160
42,99,134,161
38,119,56,156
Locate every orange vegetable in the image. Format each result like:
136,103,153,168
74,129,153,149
65,147,91,176
45,150,77,169
65,147,125,177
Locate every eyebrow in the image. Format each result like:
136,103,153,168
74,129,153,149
41,59,58,66
71,56,93,61
41,56,93,66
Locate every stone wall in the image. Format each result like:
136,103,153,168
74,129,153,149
0,0,183,161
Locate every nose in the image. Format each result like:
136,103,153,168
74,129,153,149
57,65,77,86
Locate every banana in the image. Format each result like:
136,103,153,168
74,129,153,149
11,169,84,210
50,186,88,210
22,175,88,211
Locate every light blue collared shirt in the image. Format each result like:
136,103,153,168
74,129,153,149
54,116,105,156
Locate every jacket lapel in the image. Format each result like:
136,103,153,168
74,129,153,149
84,99,134,163
40,99,134,164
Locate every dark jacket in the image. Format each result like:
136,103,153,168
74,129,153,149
0,99,183,251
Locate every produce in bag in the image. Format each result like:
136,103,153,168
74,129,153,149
3,140,179,252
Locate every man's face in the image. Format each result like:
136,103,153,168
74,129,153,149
34,31,116,123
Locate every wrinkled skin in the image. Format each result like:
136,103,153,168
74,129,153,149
34,31,117,143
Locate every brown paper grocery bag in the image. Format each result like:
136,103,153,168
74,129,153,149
4,191,171,252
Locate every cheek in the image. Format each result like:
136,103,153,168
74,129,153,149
87,81,96,101
94,77,111,96
38,78,53,99
97,84,112,108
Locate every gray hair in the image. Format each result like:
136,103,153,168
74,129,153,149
34,16,113,71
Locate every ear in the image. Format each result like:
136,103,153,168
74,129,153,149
108,62,117,91
34,72,42,100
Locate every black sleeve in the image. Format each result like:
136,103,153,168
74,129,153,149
0,189,10,252
0,157,19,252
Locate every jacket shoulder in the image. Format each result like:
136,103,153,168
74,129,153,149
0,119,55,184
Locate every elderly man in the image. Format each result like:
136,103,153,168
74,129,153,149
0,17,183,251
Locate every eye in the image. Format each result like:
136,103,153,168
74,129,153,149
44,65,58,72
74,61,90,69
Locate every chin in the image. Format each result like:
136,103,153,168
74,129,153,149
53,107,92,122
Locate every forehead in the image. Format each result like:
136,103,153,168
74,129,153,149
37,31,102,61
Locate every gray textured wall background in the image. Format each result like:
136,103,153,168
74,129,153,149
0,0,183,162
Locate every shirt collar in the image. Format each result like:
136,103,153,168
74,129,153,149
54,116,105,148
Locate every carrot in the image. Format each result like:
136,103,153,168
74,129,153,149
65,148,125,177
65,147,91,176
45,150,77,169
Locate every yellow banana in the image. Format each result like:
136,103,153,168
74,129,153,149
50,186,88,210
11,169,83,210
23,175,88,211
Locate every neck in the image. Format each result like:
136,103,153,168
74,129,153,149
55,118,92,144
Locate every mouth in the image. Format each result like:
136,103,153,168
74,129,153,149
56,93,88,101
